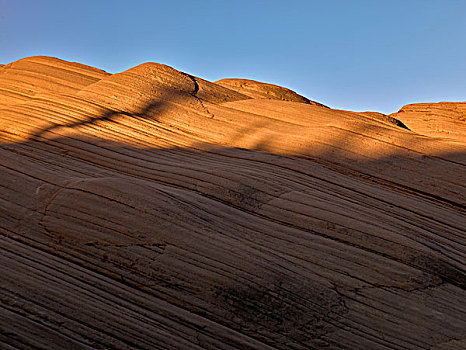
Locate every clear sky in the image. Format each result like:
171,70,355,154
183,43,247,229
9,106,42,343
1,0,465,114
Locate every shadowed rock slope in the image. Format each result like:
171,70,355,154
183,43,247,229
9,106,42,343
1,56,465,350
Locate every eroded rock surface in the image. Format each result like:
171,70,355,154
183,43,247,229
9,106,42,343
1,56,465,350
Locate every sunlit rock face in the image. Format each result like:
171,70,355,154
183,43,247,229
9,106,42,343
1,56,465,350
390,102,466,143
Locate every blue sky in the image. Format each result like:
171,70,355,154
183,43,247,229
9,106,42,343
1,0,465,114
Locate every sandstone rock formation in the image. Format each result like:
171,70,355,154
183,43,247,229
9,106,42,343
1,56,465,349
215,78,326,106
390,102,466,143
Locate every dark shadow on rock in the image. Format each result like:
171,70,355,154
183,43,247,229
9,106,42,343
1,126,465,349
31,100,166,140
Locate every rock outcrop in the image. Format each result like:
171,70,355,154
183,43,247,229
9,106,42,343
216,78,327,106
390,102,466,143
1,57,465,350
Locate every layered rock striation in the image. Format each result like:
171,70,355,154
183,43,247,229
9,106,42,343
1,57,465,350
